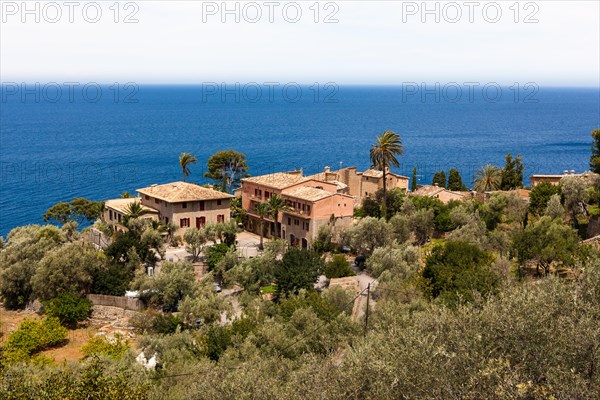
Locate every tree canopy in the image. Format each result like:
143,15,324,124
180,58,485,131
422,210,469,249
274,248,324,300
43,198,103,225
204,150,250,193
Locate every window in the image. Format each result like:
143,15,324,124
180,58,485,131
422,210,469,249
155,198,160,204
109,210,113,220
196,216,206,229
305,222,309,231
288,217,291,225
255,189,262,198
182,202,187,209
145,195,149,200
165,217,169,224
117,214,122,223
294,219,299,226
217,199,222,206
199,201,205,211
265,191,270,200
306,205,310,213
217,214,225,223
180,218,190,228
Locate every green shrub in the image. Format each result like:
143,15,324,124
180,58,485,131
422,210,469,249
4,317,67,363
44,293,93,325
206,243,230,271
324,255,355,279
81,334,129,360
421,240,498,306
151,313,184,334
91,263,135,296
203,325,232,361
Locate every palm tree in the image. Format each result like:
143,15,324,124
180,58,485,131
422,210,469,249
122,201,150,225
473,164,502,192
179,152,197,182
370,131,404,218
255,202,270,250
267,194,288,238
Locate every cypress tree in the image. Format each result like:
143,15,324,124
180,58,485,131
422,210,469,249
500,154,524,190
432,170,446,187
591,129,600,173
447,168,468,191
411,166,418,191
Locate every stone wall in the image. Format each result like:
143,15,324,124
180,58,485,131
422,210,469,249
87,294,144,311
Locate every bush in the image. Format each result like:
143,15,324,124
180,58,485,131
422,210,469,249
421,241,498,306
274,248,324,300
91,262,135,296
4,317,67,363
81,334,129,360
206,243,231,271
324,255,355,279
44,292,92,325
152,313,184,334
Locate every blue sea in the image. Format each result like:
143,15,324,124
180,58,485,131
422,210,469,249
1,84,599,236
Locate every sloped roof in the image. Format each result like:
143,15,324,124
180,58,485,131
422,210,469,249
104,198,158,214
283,186,336,202
412,185,445,197
242,172,310,190
413,185,469,198
361,169,409,179
137,182,233,203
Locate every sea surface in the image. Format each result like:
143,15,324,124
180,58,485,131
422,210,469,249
1,84,599,236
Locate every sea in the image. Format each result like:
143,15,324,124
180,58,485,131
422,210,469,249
1,84,599,236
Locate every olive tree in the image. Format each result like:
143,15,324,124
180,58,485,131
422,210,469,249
32,240,106,301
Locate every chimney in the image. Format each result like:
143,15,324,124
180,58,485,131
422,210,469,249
563,170,569,175
324,166,330,173
570,170,575,175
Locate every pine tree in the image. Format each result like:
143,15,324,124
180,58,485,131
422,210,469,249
432,170,446,188
411,166,418,191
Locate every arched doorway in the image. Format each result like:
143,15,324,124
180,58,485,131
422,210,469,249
301,238,308,249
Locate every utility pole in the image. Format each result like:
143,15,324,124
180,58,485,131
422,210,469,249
364,283,370,337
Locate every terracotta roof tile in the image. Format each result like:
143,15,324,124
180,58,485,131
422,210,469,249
137,182,233,203
242,172,309,190
283,186,335,202
104,198,158,214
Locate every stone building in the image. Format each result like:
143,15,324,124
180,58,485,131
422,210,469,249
240,171,354,248
104,181,233,235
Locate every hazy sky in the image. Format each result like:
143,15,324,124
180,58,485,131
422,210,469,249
1,0,599,85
